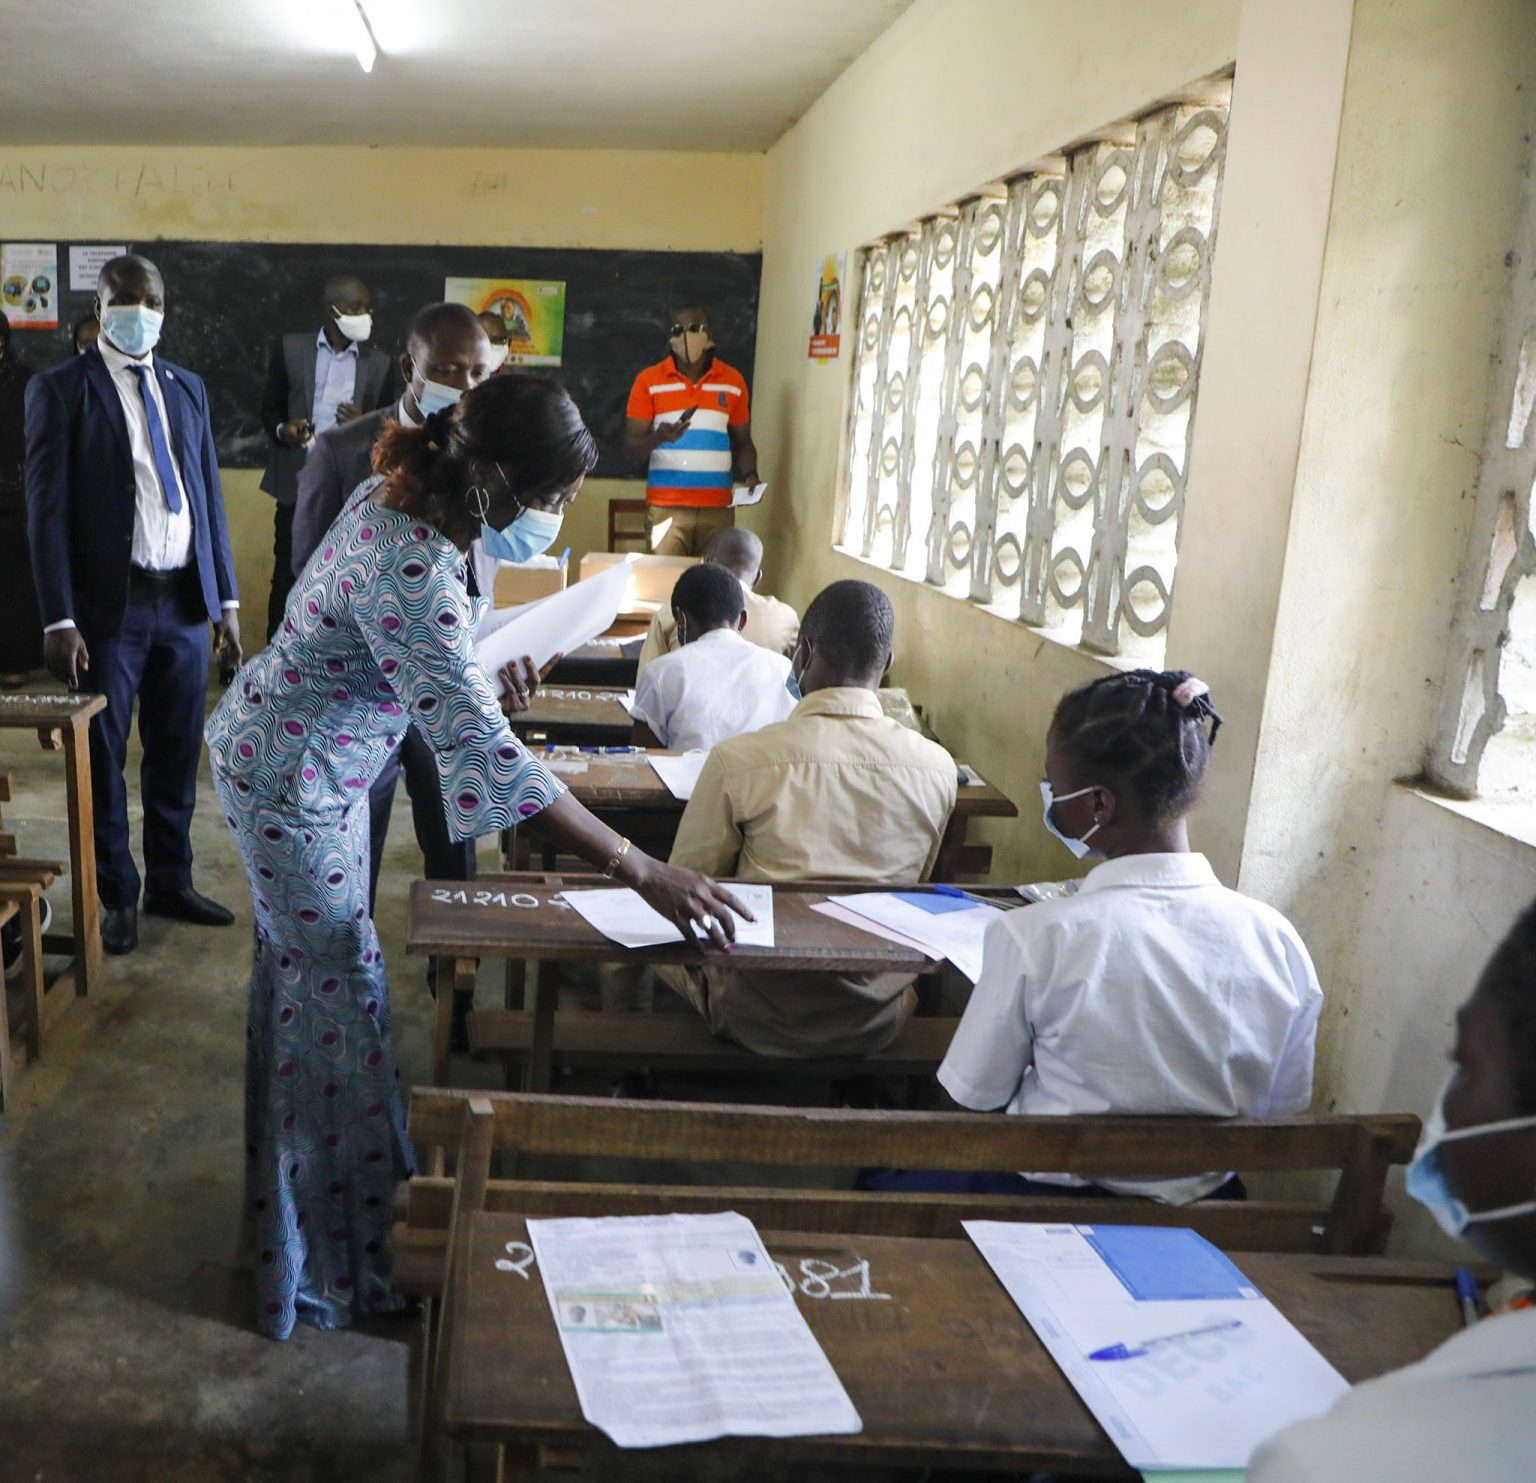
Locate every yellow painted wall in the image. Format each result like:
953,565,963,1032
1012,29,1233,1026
5,142,763,633
750,0,1242,886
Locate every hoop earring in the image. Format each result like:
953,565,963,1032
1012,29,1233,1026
467,485,490,521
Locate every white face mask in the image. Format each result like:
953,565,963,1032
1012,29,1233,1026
1405,1075,1536,1238
332,307,373,343
1039,781,1104,861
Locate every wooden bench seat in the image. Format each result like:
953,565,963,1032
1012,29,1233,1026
466,1007,959,1078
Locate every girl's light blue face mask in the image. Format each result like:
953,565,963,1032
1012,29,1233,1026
1039,780,1104,861
1405,1076,1536,1238
101,304,163,358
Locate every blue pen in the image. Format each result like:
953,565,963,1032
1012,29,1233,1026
1089,1318,1243,1361
1456,1266,1480,1327
931,883,995,907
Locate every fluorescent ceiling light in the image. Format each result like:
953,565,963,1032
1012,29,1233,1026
345,0,379,73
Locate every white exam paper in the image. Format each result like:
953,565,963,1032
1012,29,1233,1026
528,1211,861,1448
809,900,939,956
964,1222,1349,1470
826,892,1002,982
730,482,767,508
560,882,774,949
475,559,634,694
648,751,708,800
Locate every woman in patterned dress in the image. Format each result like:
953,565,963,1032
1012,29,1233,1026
206,374,745,1339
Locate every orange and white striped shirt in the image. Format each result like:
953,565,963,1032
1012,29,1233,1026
626,354,750,509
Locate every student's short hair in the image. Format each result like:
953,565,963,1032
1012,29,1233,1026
1050,669,1223,823
1483,900,1536,1116
670,563,743,629
800,579,894,674
702,527,763,583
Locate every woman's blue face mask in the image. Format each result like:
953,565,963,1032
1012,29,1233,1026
480,505,563,564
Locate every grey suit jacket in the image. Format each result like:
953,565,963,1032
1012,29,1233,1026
291,402,497,598
260,331,396,505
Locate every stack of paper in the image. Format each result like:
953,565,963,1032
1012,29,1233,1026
648,751,708,800
826,891,1003,981
560,883,774,949
475,558,635,694
964,1222,1349,1473
528,1211,861,1448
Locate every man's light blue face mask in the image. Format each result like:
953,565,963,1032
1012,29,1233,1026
101,303,164,358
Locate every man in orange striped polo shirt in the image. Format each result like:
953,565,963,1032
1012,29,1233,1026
623,305,761,557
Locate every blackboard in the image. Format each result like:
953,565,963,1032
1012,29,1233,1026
19,240,761,476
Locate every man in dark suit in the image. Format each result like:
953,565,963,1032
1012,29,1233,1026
259,273,398,639
25,254,241,955
290,300,506,907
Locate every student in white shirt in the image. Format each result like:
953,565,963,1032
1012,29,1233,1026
630,562,794,753
875,669,1322,1202
1250,899,1536,1483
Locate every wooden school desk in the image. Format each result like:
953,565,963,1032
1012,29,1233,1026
0,693,106,1002
500,751,1017,883
432,1209,1471,1481
406,876,999,1087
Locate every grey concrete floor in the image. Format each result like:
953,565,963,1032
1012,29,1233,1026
0,690,933,1483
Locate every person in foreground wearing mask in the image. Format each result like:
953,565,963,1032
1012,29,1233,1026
893,671,1321,1199
24,254,241,956
259,272,399,639
290,303,534,983
657,579,955,1053
1250,899,1536,1482
623,303,761,557
206,372,746,1339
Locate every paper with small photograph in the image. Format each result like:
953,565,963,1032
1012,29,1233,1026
527,1211,862,1448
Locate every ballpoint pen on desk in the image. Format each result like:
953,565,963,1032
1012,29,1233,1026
930,883,1000,908
1456,1266,1481,1327
1088,1318,1244,1361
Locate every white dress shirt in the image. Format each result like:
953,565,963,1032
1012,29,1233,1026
310,328,359,436
97,335,193,571
938,852,1323,1203
631,626,794,752
45,338,237,634
1249,1306,1536,1482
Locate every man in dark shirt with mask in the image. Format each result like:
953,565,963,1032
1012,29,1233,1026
623,304,761,557
259,273,399,638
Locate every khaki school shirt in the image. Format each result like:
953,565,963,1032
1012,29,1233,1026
665,687,958,1056
636,583,800,675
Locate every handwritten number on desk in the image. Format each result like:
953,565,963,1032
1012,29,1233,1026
492,1246,889,1301
430,889,542,910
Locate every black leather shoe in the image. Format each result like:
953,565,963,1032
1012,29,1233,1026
102,906,138,955
143,887,235,927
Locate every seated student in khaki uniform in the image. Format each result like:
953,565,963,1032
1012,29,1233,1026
660,579,957,1056
636,528,798,676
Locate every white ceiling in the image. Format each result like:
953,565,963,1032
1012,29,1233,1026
0,0,917,152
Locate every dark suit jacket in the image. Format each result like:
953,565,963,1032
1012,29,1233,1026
24,347,238,642
291,403,394,574
260,331,398,504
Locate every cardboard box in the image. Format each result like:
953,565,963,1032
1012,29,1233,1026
578,552,698,609
493,554,568,607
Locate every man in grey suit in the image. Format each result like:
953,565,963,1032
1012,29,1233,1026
259,273,399,638
290,301,509,909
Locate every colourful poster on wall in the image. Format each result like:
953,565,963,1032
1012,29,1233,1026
1,242,60,329
445,277,566,366
808,252,845,360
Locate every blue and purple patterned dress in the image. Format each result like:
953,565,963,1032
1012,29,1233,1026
206,482,563,1340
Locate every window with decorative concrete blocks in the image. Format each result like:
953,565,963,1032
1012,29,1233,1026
835,82,1230,664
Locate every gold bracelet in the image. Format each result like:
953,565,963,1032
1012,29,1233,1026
603,836,632,879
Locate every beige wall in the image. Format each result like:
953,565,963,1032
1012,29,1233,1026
750,0,1243,886
751,0,1536,1254
6,142,764,631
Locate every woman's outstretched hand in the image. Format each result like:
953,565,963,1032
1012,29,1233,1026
629,856,752,952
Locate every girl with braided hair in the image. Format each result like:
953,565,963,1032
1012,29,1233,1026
932,669,1324,1203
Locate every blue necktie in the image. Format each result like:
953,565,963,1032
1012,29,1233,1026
127,362,183,514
